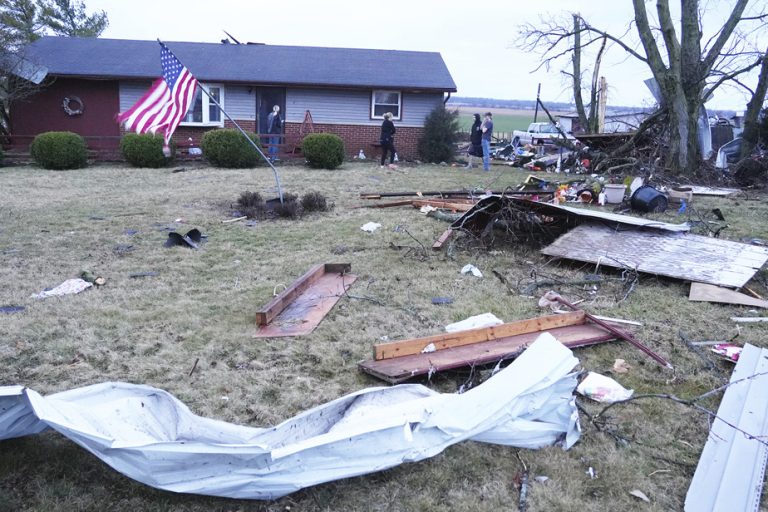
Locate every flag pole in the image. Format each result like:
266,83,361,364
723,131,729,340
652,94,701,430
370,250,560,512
160,40,284,204
198,86,284,204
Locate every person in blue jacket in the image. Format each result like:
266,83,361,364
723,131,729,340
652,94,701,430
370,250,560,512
267,105,282,161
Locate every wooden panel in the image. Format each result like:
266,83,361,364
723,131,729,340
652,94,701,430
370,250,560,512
254,270,357,337
412,200,475,212
373,311,585,360
360,324,617,383
432,229,454,250
255,263,351,326
542,224,768,289
689,282,768,308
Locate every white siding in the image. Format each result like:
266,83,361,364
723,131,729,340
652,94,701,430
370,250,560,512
286,88,443,127
225,85,255,120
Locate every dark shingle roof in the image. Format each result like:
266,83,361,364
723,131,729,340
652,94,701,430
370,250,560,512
24,37,457,92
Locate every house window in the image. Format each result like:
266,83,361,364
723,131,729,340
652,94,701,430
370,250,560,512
371,90,401,120
182,84,224,126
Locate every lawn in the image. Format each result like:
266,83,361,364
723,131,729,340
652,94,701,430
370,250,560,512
1,159,767,511
454,106,568,141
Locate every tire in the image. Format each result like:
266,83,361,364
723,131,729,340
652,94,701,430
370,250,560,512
512,136,520,146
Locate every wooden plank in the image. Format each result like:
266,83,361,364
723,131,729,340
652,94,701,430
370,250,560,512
731,317,768,323
254,271,357,337
432,229,454,250
360,323,618,383
355,200,414,209
689,282,768,308
255,263,351,326
542,224,768,289
412,200,474,212
373,311,585,360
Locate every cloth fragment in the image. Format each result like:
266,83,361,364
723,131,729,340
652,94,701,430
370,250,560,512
460,264,483,278
576,372,634,403
445,312,504,333
31,278,92,299
360,222,382,233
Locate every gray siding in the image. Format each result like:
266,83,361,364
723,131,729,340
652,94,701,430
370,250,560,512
119,80,152,111
286,88,443,127
225,85,255,120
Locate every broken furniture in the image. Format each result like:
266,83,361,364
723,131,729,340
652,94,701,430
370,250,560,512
0,335,580,500
254,263,356,337
359,311,628,384
684,343,768,512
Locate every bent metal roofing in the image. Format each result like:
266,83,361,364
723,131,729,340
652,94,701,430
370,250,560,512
24,36,457,92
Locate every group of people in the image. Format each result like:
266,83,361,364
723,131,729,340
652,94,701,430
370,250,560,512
466,112,493,171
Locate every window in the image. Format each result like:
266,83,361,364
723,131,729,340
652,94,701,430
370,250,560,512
371,90,401,120
182,84,224,126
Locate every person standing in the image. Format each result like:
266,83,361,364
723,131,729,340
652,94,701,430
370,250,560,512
481,111,493,171
379,112,397,167
466,113,482,169
267,105,282,161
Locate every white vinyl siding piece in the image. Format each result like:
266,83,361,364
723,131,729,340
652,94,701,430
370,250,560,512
684,344,768,512
119,80,152,112
224,85,255,120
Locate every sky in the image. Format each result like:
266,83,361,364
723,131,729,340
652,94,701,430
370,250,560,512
85,0,766,111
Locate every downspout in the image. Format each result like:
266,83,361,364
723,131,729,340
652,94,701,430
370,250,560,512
443,92,451,104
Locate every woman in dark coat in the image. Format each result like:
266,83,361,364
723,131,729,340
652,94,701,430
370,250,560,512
466,113,482,168
380,112,397,167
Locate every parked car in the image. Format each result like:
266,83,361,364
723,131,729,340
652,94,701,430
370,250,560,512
715,137,741,169
511,122,573,146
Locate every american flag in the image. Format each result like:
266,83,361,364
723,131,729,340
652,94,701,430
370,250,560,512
117,42,198,147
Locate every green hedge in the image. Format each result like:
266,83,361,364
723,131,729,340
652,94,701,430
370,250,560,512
30,131,88,170
302,133,345,169
201,129,263,168
120,133,174,168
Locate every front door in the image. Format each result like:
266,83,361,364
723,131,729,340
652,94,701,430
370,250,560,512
257,88,286,135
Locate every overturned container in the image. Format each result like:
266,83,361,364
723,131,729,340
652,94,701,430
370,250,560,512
630,185,668,213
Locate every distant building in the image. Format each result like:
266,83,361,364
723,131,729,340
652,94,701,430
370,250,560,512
557,111,651,134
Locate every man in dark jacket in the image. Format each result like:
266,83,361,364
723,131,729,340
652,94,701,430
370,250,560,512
380,112,397,167
267,105,282,161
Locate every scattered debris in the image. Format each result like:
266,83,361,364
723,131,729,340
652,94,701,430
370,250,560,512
222,216,247,224
432,228,454,250
360,311,623,383
689,282,768,309
360,222,382,233
79,270,106,286
630,184,668,213
0,306,25,314
629,490,650,503
254,263,357,337
165,228,203,249
613,359,632,373
128,271,159,278
431,297,453,305
730,316,768,323
687,186,739,197
710,344,742,363
460,264,483,278
534,476,549,483
0,335,581,500
31,278,92,299
113,244,135,256
684,344,768,512
445,312,503,333
576,372,634,403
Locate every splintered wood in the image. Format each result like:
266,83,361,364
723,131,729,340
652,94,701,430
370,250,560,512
359,311,624,383
254,263,356,338
542,224,768,289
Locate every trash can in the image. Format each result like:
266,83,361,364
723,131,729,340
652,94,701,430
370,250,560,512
603,184,626,204
630,185,668,213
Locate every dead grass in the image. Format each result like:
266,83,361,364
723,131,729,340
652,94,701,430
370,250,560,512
1,160,767,511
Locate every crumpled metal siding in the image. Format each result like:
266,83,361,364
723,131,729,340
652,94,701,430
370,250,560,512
0,334,580,500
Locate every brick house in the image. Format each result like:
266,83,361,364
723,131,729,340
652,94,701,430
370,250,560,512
11,37,457,160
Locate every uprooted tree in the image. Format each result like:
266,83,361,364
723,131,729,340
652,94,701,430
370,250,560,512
0,0,107,138
519,0,767,175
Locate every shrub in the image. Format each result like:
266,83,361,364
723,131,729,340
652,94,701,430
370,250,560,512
30,131,87,170
302,133,345,169
418,105,460,163
120,133,173,168
300,191,332,212
236,190,266,219
273,193,301,219
201,129,263,168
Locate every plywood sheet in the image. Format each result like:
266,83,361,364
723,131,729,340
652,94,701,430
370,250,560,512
689,282,768,308
254,271,357,337
359,323,617,383
542,224,768,289
688,186,740,197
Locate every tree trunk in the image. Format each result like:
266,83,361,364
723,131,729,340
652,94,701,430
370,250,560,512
742,49,768,158
571,15,589,132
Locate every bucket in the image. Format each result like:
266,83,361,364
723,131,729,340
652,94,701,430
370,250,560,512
630,185,668,213
603,184,626,204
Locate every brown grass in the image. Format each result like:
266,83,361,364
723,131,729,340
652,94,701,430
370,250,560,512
0,160,767,511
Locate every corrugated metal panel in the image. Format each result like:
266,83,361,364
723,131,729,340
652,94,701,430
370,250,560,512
225,85,255,120
541,224,768,288
118,80,152,111
685,344,768,511
286,88,442,127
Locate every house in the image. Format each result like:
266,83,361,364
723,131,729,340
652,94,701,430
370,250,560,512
557,111,650,135
11,37,457,160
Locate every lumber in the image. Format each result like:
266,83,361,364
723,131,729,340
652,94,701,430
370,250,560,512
373,311,585,360
432,229,454,250
689,282,768,308
412,200,475,212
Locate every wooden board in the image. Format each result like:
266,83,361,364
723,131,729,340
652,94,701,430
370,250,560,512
254,263,355,337
432,229,454,250
360,323,618,383
373,311,585,360
689,282,768,308
542,224,768,289
687,186,740,197
412,199,475,212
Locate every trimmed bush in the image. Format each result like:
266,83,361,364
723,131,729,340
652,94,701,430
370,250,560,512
302,133,345,169
236,190,266,219
301,191,332,212
273,193,301,219
418,105,460,163
30,131,88,170
120,133,173,167
201,129,263,168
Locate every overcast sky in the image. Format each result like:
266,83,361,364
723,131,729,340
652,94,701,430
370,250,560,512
86,0,766,111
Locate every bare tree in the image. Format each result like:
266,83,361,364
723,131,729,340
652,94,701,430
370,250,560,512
741,47,768,158
518,1,767,174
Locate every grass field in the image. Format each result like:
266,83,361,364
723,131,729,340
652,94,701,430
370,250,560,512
454,106,568,140
1,160,767,511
